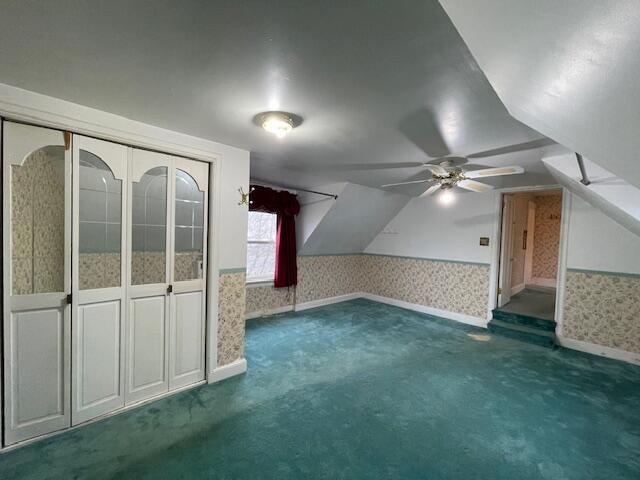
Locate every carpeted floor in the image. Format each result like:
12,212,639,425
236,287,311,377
1,298,639,479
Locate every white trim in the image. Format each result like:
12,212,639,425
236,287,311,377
362,293,488,328
294,293,363,312
206,160,222,378
0,83,222,162
246,305,294,320
554,189,572,337
0,379,206,453
511,283,525,295
245,279,274,287
208,358,247,383
529,277,557,288
557,336,640,366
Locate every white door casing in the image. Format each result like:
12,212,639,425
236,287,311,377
2,121,72,445
498,194,515,307
71,135,128,425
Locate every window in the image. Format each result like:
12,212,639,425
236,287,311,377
246,211,277,282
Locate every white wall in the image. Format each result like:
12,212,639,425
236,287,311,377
296,183,346,250
566,194,640,275
299,183,410,255
365,191,495,264
217,146,250,270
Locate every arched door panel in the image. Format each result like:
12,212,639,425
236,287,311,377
2,121,71,445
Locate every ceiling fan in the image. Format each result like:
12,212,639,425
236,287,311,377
381,158,524,197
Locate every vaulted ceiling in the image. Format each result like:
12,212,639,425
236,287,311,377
0,0,560,191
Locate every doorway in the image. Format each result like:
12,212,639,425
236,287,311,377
496,189,562,321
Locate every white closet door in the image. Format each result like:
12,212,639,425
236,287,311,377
169,158,208,390
125,149,172,405
2,121,71,445
71,135,128,424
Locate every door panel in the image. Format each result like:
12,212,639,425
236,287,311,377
127,295,168,402
74,301,122,423
168,159,208,389
3,121,71,445
12,309,65,425
170,291,204,389
72,135,127,425
125,149,172,405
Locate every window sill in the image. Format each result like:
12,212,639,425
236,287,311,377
246,279,274,288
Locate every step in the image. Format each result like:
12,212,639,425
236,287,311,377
492,309,557,332
488,319,557,349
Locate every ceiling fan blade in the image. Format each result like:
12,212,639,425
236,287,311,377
419,184,441,197
381,178,435,188
423,164,448,176
463,166,524,179
457,179,494,193
466,138,556,159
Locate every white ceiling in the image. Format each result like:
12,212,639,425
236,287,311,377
0,0,560,191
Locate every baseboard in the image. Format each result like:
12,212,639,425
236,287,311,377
530,277,557,288
557,336,640,366
511,283,525,295
246,304,294,320
361,293,488,328
208,358,247,383
294,293,362,312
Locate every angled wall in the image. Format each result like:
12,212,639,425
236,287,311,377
298,182,410,255
440,0,640,189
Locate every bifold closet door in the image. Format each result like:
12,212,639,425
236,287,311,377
169,158,208,390
2,121,71,445
125,149,172,404
71,135,128,424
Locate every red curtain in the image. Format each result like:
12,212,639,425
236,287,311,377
249,185,300,288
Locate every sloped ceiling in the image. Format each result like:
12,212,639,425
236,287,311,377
439,0,640,189
298,183,410,255
0,0,552,191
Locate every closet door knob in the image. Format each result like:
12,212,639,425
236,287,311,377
167,284,173,294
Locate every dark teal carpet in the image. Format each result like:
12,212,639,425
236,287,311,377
1,299,639,479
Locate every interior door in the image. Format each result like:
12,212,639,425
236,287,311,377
71,135,128,424
498,194,515,307
2,121,71,445
169,158,208,390
125,149,172,405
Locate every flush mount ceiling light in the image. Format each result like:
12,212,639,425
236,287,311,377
253,111,303,139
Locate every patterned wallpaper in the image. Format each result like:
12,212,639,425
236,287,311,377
246,284,294,317
79,253,120,290
218,271,246,366
245,254,490,321
12,148,66,295
532,193,562,279
296,255,363,304
360,255,490,319
563,270,640,354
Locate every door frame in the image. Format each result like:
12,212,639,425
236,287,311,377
487,184,568,327
0,82,223,384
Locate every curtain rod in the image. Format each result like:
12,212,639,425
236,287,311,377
250,180,338,200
